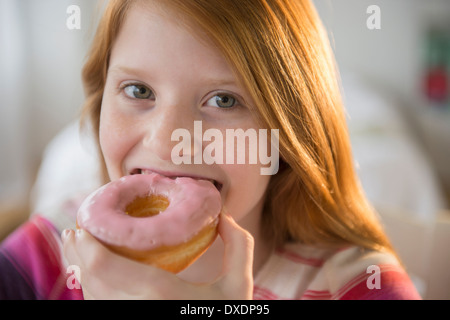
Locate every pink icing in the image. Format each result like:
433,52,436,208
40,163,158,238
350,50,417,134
76,173,221,251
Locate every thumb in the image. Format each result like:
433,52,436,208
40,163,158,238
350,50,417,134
217,211,254,298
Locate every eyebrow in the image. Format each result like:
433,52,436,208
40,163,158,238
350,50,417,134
201,78,239,88
108,65,240,88
108,65,146,77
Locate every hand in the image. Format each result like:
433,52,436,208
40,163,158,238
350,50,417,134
61,212,254,299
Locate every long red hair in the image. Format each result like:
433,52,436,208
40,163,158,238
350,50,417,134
81,0,394,254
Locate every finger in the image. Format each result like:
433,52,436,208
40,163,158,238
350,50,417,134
62,228,111,279
64,228,182,298
61,229,81,276
61,228,107,297
219,212,254,274
62,228,100,298
217,212,254,297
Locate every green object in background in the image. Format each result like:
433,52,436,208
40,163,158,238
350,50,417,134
423,28,450,108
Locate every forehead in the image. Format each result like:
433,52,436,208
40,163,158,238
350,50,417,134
108,3,234,79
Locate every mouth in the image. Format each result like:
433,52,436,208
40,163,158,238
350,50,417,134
130,168,223,192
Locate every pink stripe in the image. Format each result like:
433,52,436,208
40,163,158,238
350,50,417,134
337,265,421,300
301,290,332,300
275,248,325,267
332,268,372,299
253,285,281,300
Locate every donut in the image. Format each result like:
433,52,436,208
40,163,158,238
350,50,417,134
76,173,222,273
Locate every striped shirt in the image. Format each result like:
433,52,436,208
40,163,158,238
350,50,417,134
253,242,421,299
0,215,420,300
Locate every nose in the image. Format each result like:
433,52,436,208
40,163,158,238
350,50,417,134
142,104,201,163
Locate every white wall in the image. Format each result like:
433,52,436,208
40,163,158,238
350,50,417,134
0,0,98,201
314,0,450,102
0,0,29,200
313,0,450,191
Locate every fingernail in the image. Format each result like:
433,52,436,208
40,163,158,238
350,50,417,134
61,229,71,241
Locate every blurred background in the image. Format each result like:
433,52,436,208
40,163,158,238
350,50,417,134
0,0,449,299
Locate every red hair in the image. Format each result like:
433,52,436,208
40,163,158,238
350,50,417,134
81,0,394,254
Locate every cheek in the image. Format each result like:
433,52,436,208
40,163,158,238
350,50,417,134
222,163,270,221
214,123,273,220
99,103,136,180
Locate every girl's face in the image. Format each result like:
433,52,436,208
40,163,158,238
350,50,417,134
99,4,271,227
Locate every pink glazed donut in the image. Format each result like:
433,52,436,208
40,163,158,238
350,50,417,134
76,173,221,273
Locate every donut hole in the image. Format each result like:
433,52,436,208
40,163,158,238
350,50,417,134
125,195,170,218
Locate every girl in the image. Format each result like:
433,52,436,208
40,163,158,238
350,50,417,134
0,0,420,300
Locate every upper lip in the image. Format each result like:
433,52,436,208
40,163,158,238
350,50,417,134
129,168,223,191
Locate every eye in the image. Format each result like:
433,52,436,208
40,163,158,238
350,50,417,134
123,84,155,100
206,94,237,109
